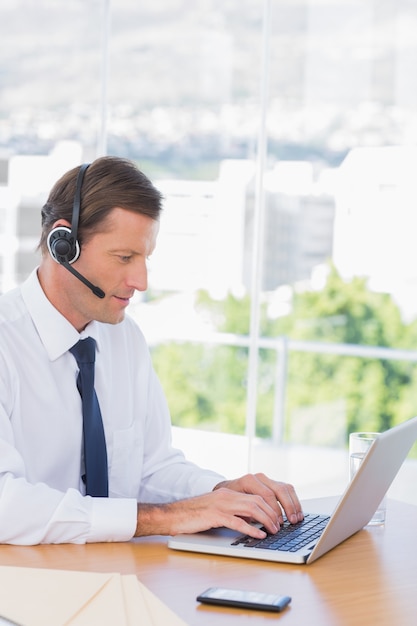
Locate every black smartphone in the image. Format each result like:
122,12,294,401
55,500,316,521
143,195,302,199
196,587,291,612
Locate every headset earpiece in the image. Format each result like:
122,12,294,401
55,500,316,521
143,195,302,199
47,226,80,264
46,163,89,265
45,163,105,298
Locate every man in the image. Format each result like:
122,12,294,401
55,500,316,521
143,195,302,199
0,156,303,544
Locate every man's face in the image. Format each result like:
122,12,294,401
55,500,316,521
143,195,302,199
54,207,159,330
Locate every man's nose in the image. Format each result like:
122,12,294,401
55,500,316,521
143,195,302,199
126,262,148,292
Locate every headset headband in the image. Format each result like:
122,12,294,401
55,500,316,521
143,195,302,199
71,163,90,241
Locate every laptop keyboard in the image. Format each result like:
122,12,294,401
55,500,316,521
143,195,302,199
231,513,330,553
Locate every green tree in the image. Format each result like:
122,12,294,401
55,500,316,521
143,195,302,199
151,263,417,448
270,264,417,439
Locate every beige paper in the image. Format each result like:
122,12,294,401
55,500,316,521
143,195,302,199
122,575,155,626
122,575,188,626
0,566,188,626
66,573,128,626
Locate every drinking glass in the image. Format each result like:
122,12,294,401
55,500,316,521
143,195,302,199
349,431,386,525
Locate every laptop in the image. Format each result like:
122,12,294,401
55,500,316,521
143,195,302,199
168,416,417,564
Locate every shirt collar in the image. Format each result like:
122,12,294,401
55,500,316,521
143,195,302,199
21,269,101,361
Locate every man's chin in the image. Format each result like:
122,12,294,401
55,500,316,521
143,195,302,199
97,310,126,325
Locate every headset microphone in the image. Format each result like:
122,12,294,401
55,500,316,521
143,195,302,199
46,163,105,299
61,261,105,299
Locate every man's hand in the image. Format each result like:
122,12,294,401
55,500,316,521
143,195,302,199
213,472,304,532
135,473,303,539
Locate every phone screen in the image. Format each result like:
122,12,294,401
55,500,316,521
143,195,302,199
197,587,291,612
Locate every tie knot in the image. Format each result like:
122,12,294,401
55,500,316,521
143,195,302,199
69,337,96,365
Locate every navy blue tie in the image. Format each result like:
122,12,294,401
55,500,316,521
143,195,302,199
70,338,109,497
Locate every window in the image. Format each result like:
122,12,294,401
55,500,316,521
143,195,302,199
1,0,416,502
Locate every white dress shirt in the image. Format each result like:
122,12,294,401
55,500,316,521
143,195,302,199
0,270,223,545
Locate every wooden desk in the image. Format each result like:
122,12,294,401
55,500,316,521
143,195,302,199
0,499,416,625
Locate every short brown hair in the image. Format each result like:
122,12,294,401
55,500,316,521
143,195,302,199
39,156,163,253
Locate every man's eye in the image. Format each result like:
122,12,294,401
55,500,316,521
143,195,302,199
119,255,131,263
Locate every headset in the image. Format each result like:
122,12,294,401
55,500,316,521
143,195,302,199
47,163,105,299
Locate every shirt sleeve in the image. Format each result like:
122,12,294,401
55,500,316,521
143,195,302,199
0,362,137,545
138,369,225,503
0,436,137,545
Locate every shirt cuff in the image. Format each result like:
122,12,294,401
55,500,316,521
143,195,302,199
87,497,137,543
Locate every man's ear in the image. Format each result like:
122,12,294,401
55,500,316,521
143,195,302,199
51,219,72,230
